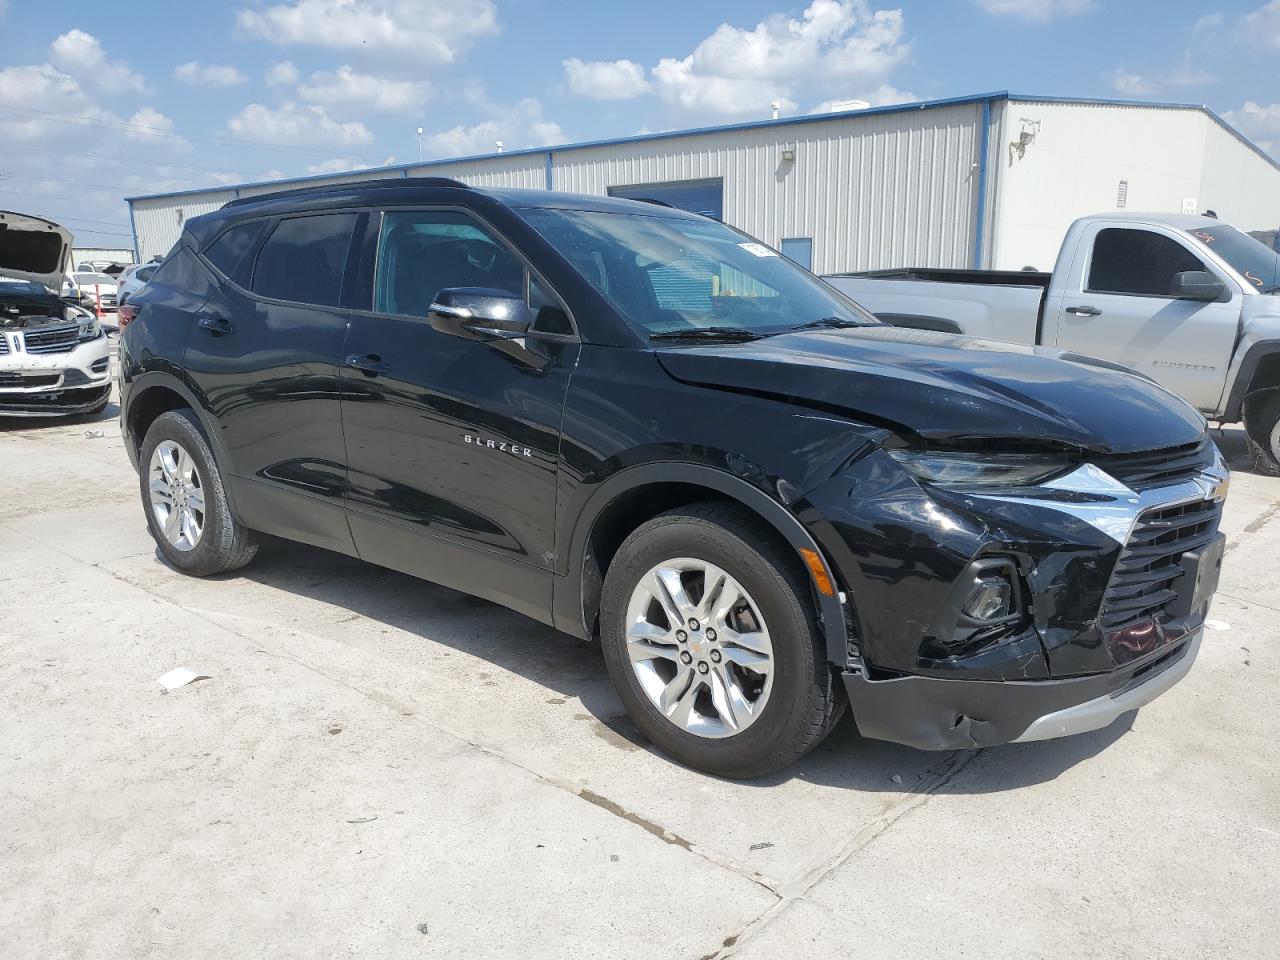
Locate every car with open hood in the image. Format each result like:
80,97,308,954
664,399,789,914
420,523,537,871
117,179,1228,777
0,212,112,417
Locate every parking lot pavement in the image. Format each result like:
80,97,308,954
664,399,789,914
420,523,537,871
2,401,1277,960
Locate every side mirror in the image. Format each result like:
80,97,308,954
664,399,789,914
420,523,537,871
1169,270,1225,302
428,287,531,341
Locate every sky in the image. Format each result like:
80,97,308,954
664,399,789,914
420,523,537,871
2,0,1279,253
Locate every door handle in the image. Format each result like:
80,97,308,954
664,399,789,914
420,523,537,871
345,353,390,376
197,315,234,335
1065,305,1102,317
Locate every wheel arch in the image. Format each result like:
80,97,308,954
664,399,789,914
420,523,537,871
557,463,849,667
125,373,240,513
1222,339,1280,422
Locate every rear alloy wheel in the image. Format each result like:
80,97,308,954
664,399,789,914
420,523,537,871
138,409,258,576
600,502,843,778
148,439,206,552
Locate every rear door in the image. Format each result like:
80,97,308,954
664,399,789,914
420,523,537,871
1048,223,1239,411
339,207,579,623
185,211,362,554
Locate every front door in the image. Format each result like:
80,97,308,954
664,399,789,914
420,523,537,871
339,208,580,623
185,211,361,554
1049,223,1238,412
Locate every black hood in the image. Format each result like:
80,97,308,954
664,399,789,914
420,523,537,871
656,325,1206,454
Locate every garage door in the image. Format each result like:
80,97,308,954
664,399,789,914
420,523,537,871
608,179,724,220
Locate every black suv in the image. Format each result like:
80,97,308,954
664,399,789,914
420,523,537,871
119,178,1229,777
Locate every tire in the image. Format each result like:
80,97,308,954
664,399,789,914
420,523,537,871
138,408,258,576
600,502,843,778
1243,389,1280,477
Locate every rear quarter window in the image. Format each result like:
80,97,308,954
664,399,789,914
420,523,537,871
203,220,270,282
251,214,358,307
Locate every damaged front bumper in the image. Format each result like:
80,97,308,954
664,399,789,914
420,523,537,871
804,442,1228,751
0,330,112,416
843,630,1200,750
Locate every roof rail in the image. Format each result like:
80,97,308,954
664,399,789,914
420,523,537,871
225,176,470,207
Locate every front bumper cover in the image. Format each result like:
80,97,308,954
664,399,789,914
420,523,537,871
0,332,111,416
843,629,1201,750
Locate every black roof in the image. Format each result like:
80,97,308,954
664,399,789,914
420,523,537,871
185,177,701,249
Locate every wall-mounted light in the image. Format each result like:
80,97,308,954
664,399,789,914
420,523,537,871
781,147,796,162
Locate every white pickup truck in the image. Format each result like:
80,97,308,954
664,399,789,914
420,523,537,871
825,212,1280,473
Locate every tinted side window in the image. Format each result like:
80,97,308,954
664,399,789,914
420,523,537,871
204,221,269,280
252,214,358,307
375,210,524,317
530,276,572,335
1087,228,1205,297
137,265,157,282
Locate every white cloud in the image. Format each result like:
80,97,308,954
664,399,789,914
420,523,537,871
812,83,917,113
0,63,87,115
644,1,911,118
123,107,187,148
1223,100,1280,155
298,65,430,111
1240,1,1280,47
236,0,498,61
562,58,651,100
1194,12,1224,30
174,61,247,87
1109,70,1156,97
227,101,374,146
975,0,1093,20
266,60,301,86
305,157,366,174
1108,52,1216,97
423,96,563,158
49,29,147,93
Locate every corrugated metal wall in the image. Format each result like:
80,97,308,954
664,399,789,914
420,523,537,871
1197,116,1280,233
127,104,984,271
552,102,983,273
983,100,1280,271
132,191,236,261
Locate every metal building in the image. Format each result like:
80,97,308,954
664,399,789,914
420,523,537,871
126,91,1280,274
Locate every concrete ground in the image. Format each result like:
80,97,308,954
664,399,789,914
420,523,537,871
2,374,1277,959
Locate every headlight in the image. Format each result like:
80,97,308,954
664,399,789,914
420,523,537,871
888,449,1069,488
77,315,101,341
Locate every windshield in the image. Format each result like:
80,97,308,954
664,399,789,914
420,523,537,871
73,272,115,285
1186,225,1280,292
0,278,53,296
518,207,878,336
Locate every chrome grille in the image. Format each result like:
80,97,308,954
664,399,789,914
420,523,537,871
22,325,79,355
0,334,8,355
1092,438,1213,491
1100,497,1222,637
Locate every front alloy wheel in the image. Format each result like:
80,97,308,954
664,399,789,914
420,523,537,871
148,439,205,552
625,559,774,738
600,502,844,778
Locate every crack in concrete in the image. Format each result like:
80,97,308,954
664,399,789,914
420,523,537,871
56,548,790,901
698,749,980,959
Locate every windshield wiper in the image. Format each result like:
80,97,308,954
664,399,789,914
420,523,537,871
649,326,765,343
788,316,874,332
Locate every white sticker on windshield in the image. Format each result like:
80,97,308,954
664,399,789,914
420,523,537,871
738,242,778,258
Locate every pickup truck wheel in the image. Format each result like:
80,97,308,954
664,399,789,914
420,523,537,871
138,409,258,576
1244,390,1280,477
600,502,841,778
